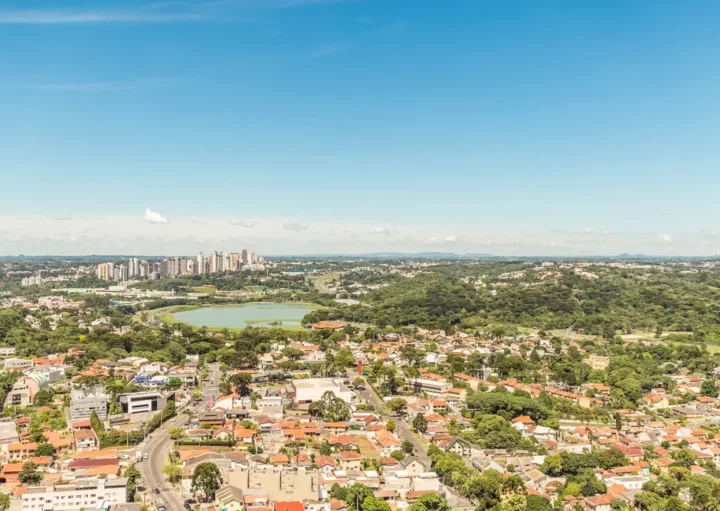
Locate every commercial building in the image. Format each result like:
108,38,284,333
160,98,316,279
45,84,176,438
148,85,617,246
70,386,110,421
409,377,451,397
4,373,50,408
291,378,355,405
117,391,174,414
22,478,128,511
4,357,33,371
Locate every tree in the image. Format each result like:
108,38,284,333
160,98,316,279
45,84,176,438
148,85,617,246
19,462,43,485
386,420,395,433
701,379,719,398
499,494,526,511
308,391,351,422
124,464,141,495
0,494,9,511
465,414,521,450
35,443,56,457
163,464,182,483
169,427,185,440
390,450,406,461
33,389,52,406
229,372,253,397
539,455,563,476
90,410,104,433
361,497,391,511
319,441,333,456
525,495,552,511
402,440,415,455
330,483,348,501
387,398,407,417
412,413,428,434
345,484,374,511
219,381,232,395
408,494,450,511
164,378,182,391
191,462,222,501
282,347,305,362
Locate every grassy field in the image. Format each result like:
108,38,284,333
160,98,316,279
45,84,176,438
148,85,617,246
705,345,720,354
191,285,217,294
310,272,340,292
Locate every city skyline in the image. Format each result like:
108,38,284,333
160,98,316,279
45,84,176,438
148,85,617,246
96,249,262,281
2,0,720,255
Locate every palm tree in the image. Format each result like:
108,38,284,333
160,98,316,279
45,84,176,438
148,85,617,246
250,391,261,409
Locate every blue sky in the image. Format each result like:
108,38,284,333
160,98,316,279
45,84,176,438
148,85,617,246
2,0,720,255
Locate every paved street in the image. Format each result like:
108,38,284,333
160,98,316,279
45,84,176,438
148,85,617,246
137,414,189,511
137,369,217,511
346,369,430,467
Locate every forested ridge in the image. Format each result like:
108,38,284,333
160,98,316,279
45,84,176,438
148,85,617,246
304,264,720,337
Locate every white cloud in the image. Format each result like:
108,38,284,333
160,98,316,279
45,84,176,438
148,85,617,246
443,235,457,243
658,233,673,243
583,227,593,233
189,216,205,224
428,237,439,244
52,210,72,221
144,208,169,224
283,222,308,232
363,227,397,236
229,219,258,228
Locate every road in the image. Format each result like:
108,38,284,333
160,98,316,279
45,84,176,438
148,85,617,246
137,414,189,511
346,369,430,467
137,368,218,511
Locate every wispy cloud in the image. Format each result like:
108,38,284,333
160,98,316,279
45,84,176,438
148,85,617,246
229,219,258,228
363,227,398,237
378,20,410,35
0,9,206,24
51,210,72,221
29,78,180,92
658,233,673,244
308,44,347,59
283,222,308,232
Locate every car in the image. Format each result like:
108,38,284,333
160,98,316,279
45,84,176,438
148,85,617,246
154,489,160,494
357,385,365,390
143,453,149,460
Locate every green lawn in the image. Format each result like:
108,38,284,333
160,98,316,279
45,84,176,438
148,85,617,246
191,285,217,294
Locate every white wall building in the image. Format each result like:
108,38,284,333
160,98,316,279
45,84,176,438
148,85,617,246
292,378,355,405
22,478,128,511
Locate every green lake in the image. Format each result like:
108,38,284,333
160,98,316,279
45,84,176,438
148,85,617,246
171,303,317,329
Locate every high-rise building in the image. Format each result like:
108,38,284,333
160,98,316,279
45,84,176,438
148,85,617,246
241,249,249,265
139,260,149,277
197,253,205,275
210,251,223,273
229,252,240,271
128,258,139,278
97,263,109,281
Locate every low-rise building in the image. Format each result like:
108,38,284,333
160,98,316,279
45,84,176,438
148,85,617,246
117,391,173,414
22,477,128,511
291,379,355,405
